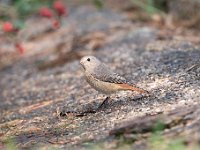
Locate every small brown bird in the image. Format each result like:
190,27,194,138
80,56,149,109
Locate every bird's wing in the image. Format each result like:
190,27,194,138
92,63,127,84
103,72,127,84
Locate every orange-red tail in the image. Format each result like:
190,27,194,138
119,83,149,94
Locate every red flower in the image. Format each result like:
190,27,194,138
15,43,24,54
53,0,67,16
39,7,53,18
2,22,14,32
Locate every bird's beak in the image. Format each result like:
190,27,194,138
80,60,85,70
80,60,83,65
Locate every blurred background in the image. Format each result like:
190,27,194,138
0,0,200,70
1,1,200,149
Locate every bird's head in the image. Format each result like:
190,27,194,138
80,56,101,71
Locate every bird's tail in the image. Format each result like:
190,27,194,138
119,83,149,94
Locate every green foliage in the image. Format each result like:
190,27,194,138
149,133,166,150
150,120,187,150
0,0,54,21
152,120,166,133
5,137,18,150
13,0,54,19
167,139,186,150
153,0,168,12
131,0,166,15
92,0,104,9
14,0,38,18
0,0,55,30
13,19,25,29
149,133,187,150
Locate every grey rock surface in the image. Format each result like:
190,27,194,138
0,5,200,150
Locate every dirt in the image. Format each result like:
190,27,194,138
0,3,200,150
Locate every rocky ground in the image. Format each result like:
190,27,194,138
0,3,200,150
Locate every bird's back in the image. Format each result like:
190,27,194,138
91,63,127,84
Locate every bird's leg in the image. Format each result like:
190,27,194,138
97,96,110,110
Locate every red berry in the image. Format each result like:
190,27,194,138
2,22,14,32
52,19,60,29
39,7,53,18
53,0,67,16
15,43,24,54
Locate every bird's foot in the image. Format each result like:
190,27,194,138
97,96,110,110
59,102,97,117
59,109,96,117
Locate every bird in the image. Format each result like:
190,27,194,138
80,56,149,109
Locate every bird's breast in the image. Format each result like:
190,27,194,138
84,73,121,94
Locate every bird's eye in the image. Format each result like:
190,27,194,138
87,58,90,61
